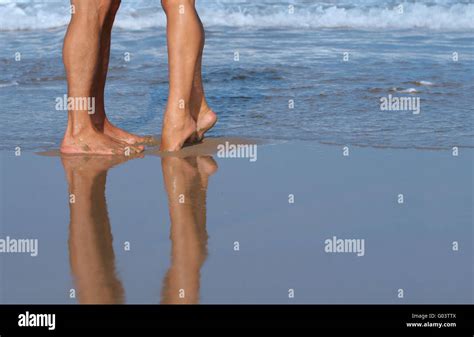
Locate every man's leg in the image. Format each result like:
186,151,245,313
62,155,128,303
60,0,143,155
160,0,202,152
91,1,152,145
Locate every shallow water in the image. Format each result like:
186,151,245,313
0,142,472,304
0,0,473,150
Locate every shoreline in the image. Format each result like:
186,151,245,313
30,136,474,158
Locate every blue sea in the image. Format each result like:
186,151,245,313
0,0,473,150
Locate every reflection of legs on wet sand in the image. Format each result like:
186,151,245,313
62,155,133,304
160,156,217,304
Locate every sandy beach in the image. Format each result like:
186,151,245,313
0,139,471,304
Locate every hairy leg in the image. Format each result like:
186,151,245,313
63,155,130,304
91,3,154,145
60,0,143,155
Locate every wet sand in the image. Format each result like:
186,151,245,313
39,136,260,158
0,139,472,304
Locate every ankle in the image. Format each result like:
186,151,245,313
65,122,96,139
90,113,106,129
165,105,192,120
189,97,209,118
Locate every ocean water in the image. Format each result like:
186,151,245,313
0,0,473,150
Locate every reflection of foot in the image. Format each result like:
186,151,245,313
60,128,144,155
196,155,218,188
161,156,199,191
101,118,155,145
160,110,197,152
61,152,141,183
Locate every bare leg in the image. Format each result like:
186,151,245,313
62,155,131,304
160,156,217,304
60,0,143,155
189,17,217,143
160,157,203,303
160,0,202,152
91,3,154,145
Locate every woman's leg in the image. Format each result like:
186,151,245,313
160,0,202,152
60,0,143,155
189,17,217,142
160,156,213,303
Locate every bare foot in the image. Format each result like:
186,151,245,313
100,118,155,145
196,155,218,190
197,156,218,177
188,90,217,143
60,128,144,156
195,109,217,142
61,152,143,184
160,110,196,152
187,107,217,144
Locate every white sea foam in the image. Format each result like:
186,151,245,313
0,81,19,88
399,88,420,93
0,0,473,31
415,81,434,86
